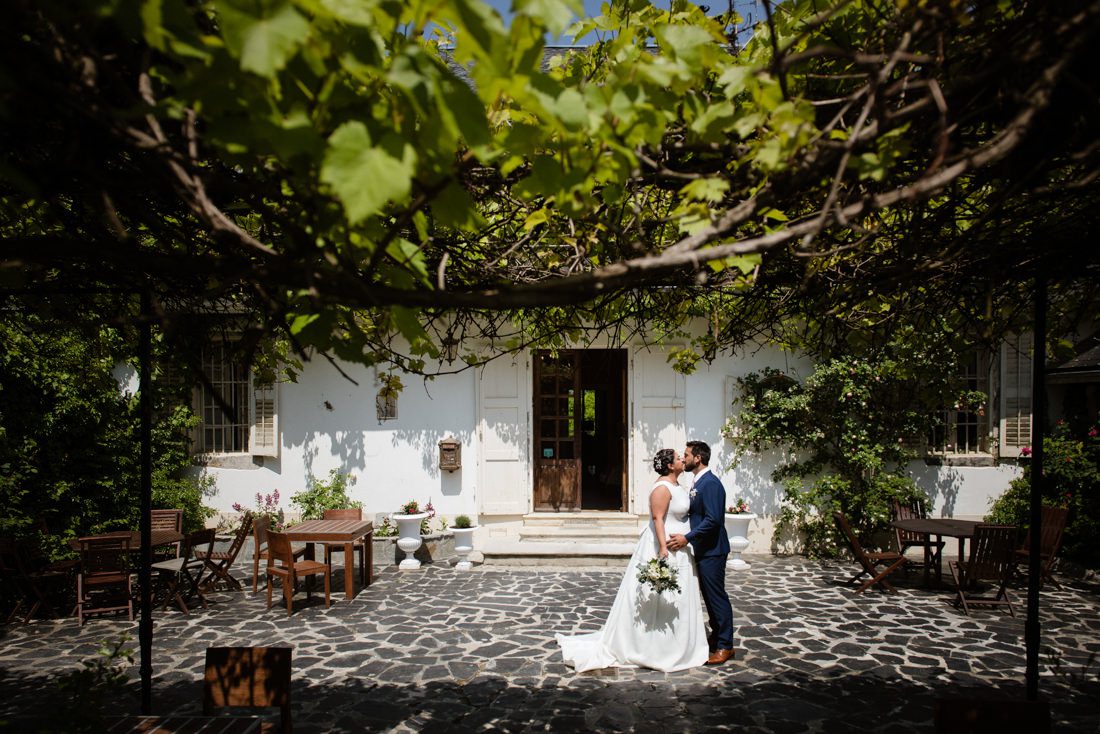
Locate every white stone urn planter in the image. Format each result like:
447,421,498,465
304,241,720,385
451,526,479,570
724,513,757,570
392,512,429,570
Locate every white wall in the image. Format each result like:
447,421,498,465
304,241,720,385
203,357,480,522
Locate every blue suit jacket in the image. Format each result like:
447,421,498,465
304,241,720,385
685,469,730,558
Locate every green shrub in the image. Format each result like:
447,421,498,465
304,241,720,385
988,420,1100,566
291,469,359,520
726,334,968,556
454,514,472,529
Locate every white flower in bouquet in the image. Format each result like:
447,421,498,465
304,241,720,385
636,557,681,594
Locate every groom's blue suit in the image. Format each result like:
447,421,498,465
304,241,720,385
684,467,734,651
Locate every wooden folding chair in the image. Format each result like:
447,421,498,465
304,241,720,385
1015,506,1069,590
892,499,945,574
321,508,369,586
204,646,292,733
76,535,133,626
266,531,330,616
834,511,908,594
252,515,304,594
196,514,253,592
1,536,65,624
152,528,216,615
949,524,1017,616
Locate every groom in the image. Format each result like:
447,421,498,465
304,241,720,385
667,440,734,664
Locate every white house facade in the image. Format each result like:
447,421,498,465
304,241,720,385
194,332,1032,558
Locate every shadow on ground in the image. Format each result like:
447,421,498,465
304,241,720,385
1,661,1097,733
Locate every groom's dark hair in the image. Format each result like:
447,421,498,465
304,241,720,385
686,440,711,466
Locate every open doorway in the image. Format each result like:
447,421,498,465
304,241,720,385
533,349,626,511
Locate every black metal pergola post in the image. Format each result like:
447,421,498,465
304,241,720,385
1025,271,1046,701
138,289,154,714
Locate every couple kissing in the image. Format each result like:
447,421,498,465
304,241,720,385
556,440,734,672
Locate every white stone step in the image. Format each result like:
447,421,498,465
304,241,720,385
480,538,635,566
521,512,641,530
518,526,641,543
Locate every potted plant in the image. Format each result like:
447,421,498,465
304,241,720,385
451,514,479,571
724,497,757,571
392,500,429,570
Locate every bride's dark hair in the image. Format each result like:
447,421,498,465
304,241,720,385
652,448,676,475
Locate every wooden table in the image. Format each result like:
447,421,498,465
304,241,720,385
892,518,982,586
105,714,261,732
282,519,373,600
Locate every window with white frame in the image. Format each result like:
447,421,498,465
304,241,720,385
194,343,279,457
928,352,991,455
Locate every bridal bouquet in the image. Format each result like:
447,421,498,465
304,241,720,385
637,557,681,594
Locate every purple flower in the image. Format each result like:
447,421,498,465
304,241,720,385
1020,446,1032,457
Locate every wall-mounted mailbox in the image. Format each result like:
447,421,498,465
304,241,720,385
439,437,461,472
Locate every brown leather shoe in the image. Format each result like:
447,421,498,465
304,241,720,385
706,649,734,665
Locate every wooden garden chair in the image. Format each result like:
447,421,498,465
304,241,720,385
152,528,216,615
320,508,369,586
892,499,945,575
76,535,133,626
833,511,908,594
1,536,65,624
204,646,292,733
266,531,330,616
196,513,253,592
1015,506,1069,590
949,524,1017,616
251,515,304,593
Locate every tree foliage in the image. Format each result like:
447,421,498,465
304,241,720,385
2,0,1097,372
0,300,214,555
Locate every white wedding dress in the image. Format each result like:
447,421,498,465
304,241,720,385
555,481,709,672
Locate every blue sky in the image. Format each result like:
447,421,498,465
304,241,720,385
478,1,766,45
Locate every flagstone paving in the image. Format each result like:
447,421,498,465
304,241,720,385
2,555,1098,732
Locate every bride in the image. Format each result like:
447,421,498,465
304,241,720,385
555,449,709,672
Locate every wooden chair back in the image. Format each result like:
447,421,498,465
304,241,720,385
151,509,184,532
226,513,254,562
203,646,292,733
266,531,293,568
833,511,867,557
892,499,924,545
187,528,217,560
1021,506,1069,557
253,515,271,555
964,525,1017,584
79,536,132,578
322,508,362,521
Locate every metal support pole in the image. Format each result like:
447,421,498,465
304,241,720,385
1025,272,1046,701
138,290,153,714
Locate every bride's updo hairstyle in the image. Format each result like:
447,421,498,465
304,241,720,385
652,448,676,475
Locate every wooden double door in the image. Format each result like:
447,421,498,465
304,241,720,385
533,349,627,511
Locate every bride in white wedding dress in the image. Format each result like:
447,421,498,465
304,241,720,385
555,449,709,672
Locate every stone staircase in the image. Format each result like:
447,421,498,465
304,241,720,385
482,512,643,566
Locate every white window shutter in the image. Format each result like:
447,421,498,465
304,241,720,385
999,333,1033,458
249,380,279,457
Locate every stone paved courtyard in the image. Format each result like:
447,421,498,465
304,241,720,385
1,555,1098,732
